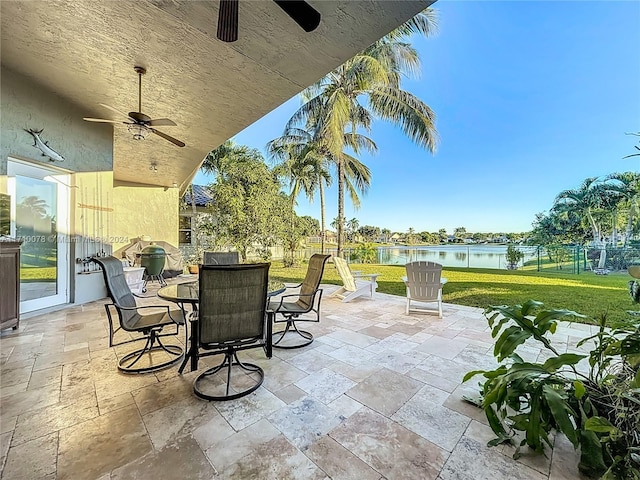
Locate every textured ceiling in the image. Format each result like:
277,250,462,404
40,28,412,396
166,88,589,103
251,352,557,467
1,0,432,189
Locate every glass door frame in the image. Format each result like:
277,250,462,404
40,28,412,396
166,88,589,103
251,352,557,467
6,157,72,313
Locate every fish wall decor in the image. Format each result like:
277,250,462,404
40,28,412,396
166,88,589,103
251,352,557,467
24,128,65,162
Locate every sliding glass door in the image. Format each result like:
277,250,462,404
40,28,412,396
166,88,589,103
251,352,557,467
7,159,70,313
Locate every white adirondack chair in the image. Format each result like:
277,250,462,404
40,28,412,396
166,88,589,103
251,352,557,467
403,261,448,318
331,256,380,303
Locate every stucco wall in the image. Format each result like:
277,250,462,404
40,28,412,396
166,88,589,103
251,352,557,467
1,66,182,310
0,67,113,175
111,186,179,252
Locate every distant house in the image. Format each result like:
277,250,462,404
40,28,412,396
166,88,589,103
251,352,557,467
180,185,214,247
307,230,337,244
390,233,403,243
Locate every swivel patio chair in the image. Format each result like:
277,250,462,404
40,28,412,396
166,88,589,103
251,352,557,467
92,256,185,373
203,251,240,265
330,256,380,303
193,263,273,401
403,261,448,318
269,254,330,349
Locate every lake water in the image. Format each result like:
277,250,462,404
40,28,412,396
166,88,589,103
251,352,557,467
310,245,540,269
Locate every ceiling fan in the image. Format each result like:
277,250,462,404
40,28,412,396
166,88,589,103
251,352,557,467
217,0,321,42
83,66,185,148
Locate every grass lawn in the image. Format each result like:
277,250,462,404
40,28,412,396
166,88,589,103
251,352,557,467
270,261,638,325
20,266,57,282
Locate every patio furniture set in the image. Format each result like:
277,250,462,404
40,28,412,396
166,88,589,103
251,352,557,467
92,253,448,402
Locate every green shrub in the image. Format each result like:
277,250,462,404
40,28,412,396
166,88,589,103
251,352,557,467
351,243,378,264
506,245,524,269
464,301,640,479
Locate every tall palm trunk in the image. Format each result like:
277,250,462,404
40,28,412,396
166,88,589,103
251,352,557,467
586,208,606,269
624,197,638,248
319,182,326,254
190,184,199,257
337,159,345,258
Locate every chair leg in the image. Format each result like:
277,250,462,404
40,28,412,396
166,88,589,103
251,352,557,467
193,349,264,401
272,320,314,349
105,305,115,347
117,329,183,374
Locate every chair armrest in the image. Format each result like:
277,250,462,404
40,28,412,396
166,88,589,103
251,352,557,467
116,304,171,313
353,273,380,281
269,291,319,311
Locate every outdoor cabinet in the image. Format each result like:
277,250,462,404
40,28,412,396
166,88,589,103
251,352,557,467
0,240,22,331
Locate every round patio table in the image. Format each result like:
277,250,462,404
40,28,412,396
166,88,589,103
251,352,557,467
158,279,286,373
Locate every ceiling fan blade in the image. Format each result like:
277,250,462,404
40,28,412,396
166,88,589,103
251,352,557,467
148,118,177,127
98,103,133,120
273,0,320,32
150,128,185,147
83,118,123,124
217,0,239,42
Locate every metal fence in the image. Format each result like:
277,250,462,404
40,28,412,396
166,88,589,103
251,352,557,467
303,245,640,274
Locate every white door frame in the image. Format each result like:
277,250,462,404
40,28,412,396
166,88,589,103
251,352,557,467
7,157,72,313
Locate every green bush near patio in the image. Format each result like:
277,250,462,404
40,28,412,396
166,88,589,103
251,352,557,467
269,262,636,325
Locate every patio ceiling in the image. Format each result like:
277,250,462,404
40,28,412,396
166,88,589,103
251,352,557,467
1,0,433,190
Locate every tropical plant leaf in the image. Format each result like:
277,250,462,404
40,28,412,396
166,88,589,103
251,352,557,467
484,404,509,439
573,380,586,399
521,299,544,316
542,353,587,372
462,370,488,382
542,384,578,446
494,326,531,361
526,394,545,452
585,416,618,434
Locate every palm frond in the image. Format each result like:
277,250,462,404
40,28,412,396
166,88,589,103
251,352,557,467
368,86,438,152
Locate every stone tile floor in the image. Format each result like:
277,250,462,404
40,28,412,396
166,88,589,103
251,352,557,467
0,280,591,480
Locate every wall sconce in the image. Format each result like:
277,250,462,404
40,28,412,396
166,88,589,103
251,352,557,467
150,163,158,173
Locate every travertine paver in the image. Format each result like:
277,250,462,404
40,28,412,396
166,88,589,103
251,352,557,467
0,281,587,479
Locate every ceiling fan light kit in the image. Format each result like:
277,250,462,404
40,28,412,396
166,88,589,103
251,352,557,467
83,66,185,147
128,124,147,141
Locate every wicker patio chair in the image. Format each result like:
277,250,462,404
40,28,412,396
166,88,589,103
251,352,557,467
269,253,330,349
403,261,448,318
193,263,273,401
92,256,185,373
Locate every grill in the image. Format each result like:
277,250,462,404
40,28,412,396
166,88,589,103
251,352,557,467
139,243,167,291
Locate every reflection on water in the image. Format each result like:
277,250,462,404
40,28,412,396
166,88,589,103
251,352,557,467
311,245,539,269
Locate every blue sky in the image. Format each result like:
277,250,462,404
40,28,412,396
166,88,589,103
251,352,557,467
195,0,640,234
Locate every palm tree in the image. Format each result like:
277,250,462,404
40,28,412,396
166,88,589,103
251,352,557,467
268,126,373,253
285,8,439,257
606,172,640,247
347,217,359,241
553,177,617,268
267,128,331,252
